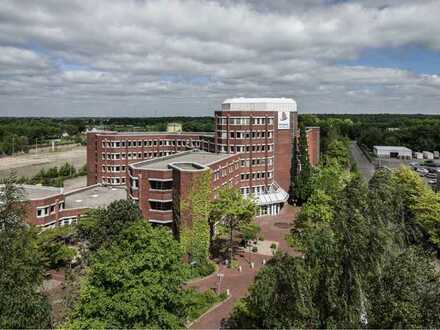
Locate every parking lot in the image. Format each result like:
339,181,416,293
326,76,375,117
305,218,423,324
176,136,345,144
374,158,440,188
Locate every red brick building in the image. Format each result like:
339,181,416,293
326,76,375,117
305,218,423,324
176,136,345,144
14,98,319,229
17,184,126,229
86,98,320,223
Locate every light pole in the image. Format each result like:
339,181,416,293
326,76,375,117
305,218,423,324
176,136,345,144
216,273,224,294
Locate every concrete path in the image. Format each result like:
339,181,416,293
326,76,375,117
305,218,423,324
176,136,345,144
188,205,299,329
349,141,375,181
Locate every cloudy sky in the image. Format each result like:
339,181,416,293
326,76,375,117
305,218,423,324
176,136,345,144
0,0,439,117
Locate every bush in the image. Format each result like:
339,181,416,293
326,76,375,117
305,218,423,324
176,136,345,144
182,289,226,322
186,260,216,279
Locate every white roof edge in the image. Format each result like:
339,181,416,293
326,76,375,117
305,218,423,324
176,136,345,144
222,97,296,104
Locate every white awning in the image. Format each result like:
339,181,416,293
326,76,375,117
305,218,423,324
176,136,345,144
251,182,289,206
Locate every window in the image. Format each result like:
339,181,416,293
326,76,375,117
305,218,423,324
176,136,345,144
149,180,173,190
36,206,50,218
149,201,172,211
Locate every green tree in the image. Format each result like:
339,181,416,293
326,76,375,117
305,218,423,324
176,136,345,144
367,248,440,329
393,166,440,250
77,199,141,250
324,138,350,168
211,187,256,266
59,162,76,177
288,134,299,204
293,126,312,205
67,221,192,329
36,226,76,270
228,253,316,329
0,177,52,328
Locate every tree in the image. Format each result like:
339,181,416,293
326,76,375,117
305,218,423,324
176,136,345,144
211,187,256,266
58,162,76,177
240,222,261,262
77,199,141,250
292,126,312,205
0,177,52,328
288,134,299,204
36,226,76,270
228,253,316,329
393,166,440,250
67,221,190,329
324,138,350,168
367,248,440,329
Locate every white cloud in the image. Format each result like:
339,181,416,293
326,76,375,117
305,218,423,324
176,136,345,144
0,0,439,116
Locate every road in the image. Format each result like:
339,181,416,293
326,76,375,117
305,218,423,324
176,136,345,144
349,141,375,181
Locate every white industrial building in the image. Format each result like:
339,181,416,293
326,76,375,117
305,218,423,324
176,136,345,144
373,146,413,159
423,151,434,160
414,152,423,160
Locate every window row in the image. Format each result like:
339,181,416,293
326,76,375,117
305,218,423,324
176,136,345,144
213,161,240,181
149,200,173,211
102,139,201,148
102,165,126,173
36,201,65,218
240,185,268,196
217,130,273,139
101,150,177,160
41,217,78,229
219,144,274,153
103,177,126,185
240,158,273,167
149,180,173,190
240,171,273,181
216,117,274,125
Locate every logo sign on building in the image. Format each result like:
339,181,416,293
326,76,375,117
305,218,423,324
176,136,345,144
278,111,290,129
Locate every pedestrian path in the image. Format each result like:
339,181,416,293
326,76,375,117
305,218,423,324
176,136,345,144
189,205,300,329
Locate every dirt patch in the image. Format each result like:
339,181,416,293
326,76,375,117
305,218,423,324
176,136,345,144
0,146,86,179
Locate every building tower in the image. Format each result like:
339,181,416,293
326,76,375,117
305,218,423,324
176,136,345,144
215,98,297,216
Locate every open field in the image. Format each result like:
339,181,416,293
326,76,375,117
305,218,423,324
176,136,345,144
0,145,86,179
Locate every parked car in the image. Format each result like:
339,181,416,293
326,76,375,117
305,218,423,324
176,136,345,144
416,167,429,175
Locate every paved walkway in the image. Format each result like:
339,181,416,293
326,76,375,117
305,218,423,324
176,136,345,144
189,204,299,329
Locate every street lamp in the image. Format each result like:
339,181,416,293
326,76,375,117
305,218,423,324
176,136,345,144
216,272,224,293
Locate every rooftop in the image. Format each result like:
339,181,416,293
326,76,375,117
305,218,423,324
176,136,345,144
222,97,296,104
90,131,214,137
64,185,127,210
131,150,235,170
374,146,413,152
222,97,297,112
2,185,64,200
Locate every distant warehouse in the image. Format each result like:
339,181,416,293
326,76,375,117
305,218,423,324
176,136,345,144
373,146,412,159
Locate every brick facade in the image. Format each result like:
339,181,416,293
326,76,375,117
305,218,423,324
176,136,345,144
18,98,320,228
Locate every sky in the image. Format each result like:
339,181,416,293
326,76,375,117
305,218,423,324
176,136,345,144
0,0,439,117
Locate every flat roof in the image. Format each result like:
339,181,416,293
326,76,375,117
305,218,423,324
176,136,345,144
374,146,412,152
64,185,126,210
0,185,64,200
91,131,214,137
131,150,234,170
223,97,296,104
